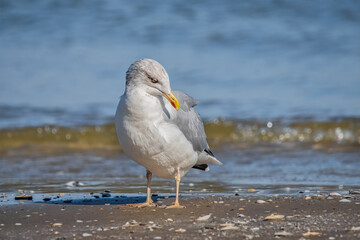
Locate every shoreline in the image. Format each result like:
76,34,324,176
1,194,359,239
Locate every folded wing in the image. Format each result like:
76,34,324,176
168,91,222,170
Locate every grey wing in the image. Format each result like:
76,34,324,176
171,91,209,153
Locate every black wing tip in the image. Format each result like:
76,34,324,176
192,164,209,171
204,149,214,157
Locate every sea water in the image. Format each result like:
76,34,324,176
0,0,359,198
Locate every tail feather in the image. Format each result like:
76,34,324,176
204,149,214,157
192,164,209,171
196,149,223,166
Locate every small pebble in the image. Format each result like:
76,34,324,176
123,220,139,227
265,214,284,221
220,223,234,227
303,231,321,237
339,199,351,203
349,190,360,195
274,231,293,237
66,181,84,187
52,223,63,227
221,225,239,231
15,223,22,226
350,226,360,231
329,192,341,196
256,200,266,204
175,228,186,233
15,195,33,200
82,233,92,237
195,214,211,222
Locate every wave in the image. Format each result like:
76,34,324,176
0,118,359,156
205,118,360,147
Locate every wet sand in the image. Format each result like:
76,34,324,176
1,194,360,239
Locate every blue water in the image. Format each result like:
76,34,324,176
0,0,359,197
1,0,359,128
1,146,359,196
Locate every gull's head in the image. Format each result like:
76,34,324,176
125,58,179,110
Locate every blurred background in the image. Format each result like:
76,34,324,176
0,0,359,197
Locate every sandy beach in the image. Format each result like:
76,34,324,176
1,194,359,239
1,1,360,240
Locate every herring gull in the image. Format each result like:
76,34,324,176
115,59,222,208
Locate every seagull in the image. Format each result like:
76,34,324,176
115,59,222,208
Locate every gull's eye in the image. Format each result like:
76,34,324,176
147,74,158,83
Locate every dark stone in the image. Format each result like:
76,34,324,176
15,195,33,200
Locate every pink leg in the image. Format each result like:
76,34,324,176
166,170,185,209
128,170,156,208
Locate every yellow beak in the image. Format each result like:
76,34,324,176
162,91,179,110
